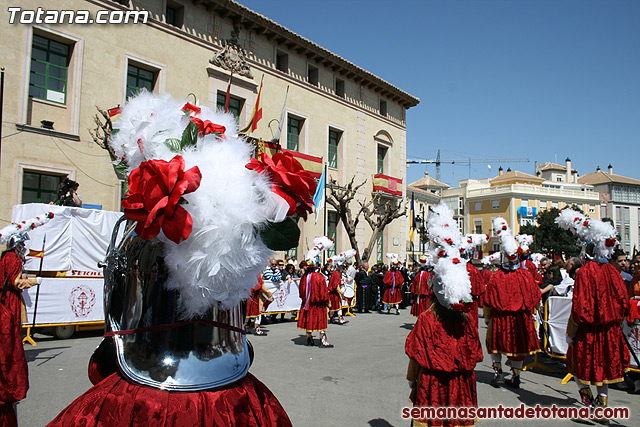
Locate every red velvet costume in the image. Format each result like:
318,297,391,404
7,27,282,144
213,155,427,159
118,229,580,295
522,259,543,284
566,260,630,385
466,263,486,328
406,306,483,427
479,268,492,306
383,269,404,305
410,270,432,317
245,282,262,318
0,251,28,427
48,372,292,427
327,269,342,314
297,271,329,332
484,267,541,357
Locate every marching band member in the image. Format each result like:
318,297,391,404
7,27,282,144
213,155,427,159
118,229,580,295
484,217,541,389
405,203,482,427
556,209,630,415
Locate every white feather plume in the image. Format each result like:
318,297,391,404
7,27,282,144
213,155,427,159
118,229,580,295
111,92,284,317
515,234,534,252
555,208,618,259
492,217,518,256
425,202,472,308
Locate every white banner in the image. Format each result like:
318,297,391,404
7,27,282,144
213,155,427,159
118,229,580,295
12,203,124,273
546,296,572,355
22,278,104,325
623,320,640,369
263,279,302,313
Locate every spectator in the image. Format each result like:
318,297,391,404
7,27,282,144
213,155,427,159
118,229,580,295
355,263,371,313
611,249,632,289
540,264,562,302
552,257,582,297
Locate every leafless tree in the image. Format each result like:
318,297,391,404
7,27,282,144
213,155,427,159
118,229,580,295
326,175,406,265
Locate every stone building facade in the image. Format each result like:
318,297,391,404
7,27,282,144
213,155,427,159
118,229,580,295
0,0,419,262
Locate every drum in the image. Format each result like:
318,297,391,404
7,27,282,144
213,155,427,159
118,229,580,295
343,286,355,299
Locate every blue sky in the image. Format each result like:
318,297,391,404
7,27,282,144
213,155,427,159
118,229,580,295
238,0,640,187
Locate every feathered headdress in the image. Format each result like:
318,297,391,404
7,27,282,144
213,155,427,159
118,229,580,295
555,208,618,259
426,203,472,311
339,249,357,264
111,91,317,317
386,252,399,265
418,254,432,267
305,236,335,265
481,252,501,266
327,253,345,266
0,212,55,245
515,234,534,255
530,253,545,267
460,233,489,253
492,217,518,261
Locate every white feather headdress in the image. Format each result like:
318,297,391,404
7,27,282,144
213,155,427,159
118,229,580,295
426,202,472,309
460,233,489,252
481,252,501,266
111,91,314,317
0,212,54,245
492,217,518,258
555,208,618,259
386,252,399,264
515,234,534,254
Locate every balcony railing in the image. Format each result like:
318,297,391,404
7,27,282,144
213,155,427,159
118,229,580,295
467,184,600,201
373,174,403,197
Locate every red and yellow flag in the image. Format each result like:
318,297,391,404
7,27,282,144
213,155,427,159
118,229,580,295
240,76,263,134
27,249,44,258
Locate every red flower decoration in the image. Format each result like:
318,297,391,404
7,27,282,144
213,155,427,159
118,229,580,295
451,302,474,313
246,152,317,220
182,103,201,115
444,238,453,245
605,238,616,247
583,221,589,227
452,258,461,264
468,238,473,243
496,230,501,235
190,117,226,137
122,155,202,244
574,217,580,222
485,234,490,240
502,225,507,230
437,250,446,258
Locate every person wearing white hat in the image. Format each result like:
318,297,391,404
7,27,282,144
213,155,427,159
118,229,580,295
0,213,51,426
383,254,404,315
556,209,630,414
484,217,541,389
409,255,432,317
405,203,482,427
298,253,333,347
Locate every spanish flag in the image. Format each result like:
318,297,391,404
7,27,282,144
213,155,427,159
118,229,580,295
28,249,44,258
240,76,263,134
108,106,121,124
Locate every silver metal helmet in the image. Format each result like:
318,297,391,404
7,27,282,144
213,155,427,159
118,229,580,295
101,216,251,391
8,233,29,258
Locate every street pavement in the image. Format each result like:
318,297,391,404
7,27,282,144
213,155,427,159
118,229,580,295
20,308,637,426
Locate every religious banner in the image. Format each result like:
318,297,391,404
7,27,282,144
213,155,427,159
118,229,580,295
262,279,302,314
22,278,104,325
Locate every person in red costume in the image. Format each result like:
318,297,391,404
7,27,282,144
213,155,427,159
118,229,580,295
556,209,630,414
484,217,541,389
410,255,432,317
0,234,39,427
383,254,404,315
460,234,489,328
245,275,273,335
515,234,544,285
326,257,346,324
298,247,332,347
405,202,482,427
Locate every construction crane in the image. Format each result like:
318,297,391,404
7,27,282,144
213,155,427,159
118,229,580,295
407,149,530,182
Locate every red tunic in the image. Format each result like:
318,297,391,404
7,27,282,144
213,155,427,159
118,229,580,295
47,372,292,427
0,251,28,427
484,268,541,357
466,263,486,328
383,270,404,305
479,268,493,306
405,308,483,427
297,272,329,332
523,259,543,284
245,282,263,319
327,270,342,314
566,260,630,385
410,270,432,317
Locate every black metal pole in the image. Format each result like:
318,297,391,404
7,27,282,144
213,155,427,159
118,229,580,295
0,67,5,170
31,234,46,328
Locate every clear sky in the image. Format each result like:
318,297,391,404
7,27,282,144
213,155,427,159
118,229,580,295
238,0,639,187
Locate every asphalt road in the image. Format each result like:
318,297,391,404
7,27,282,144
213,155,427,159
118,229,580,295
19,308,637,426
